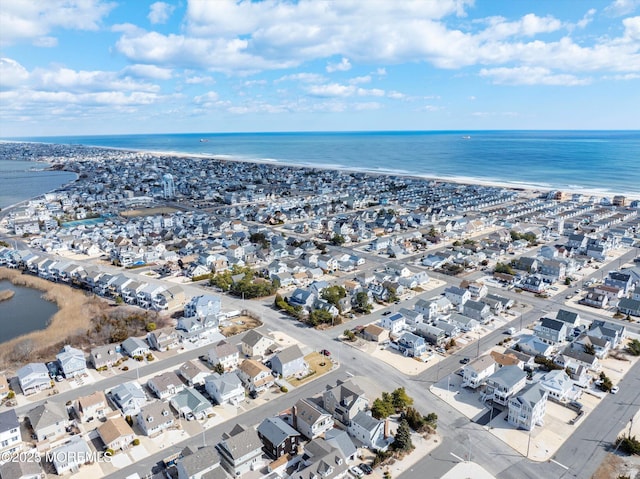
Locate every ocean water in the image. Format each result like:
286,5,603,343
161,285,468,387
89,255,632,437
4,131,640,199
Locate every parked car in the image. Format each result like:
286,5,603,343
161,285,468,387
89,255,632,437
382,311,391,316
320,349,331,357
359,463,373,475
610,386,619,394
349,466,364,478
460,357,470,364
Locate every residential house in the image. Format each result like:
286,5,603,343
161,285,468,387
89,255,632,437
121,337,150,358
98,415,135,451
293,398,334,439
539,370,580,402
0,410,22,456
380,313,406,335
170,388,213,420
433,320,460,338
288,289,316,309
207,340,240,371
325,429,358,462
538,259,566,282
26,401,70,443
555,309,581,329
347,410,390,450
489,351,523,369
534,318,568,345
322,380,368,426
416,323,446,346
555,348,599,373
0,375,9,401
175,445,224,479
589,320,626,348
205,372,245,406
516,335,555,358
217,424,264,477
605,272,634,294
462,355,496,389
444,286,471,306
178,360,211,387
507,385,548,431
257,416,303,459
147,371,185,400
484,366,528,406
582,292,609,309
414,299,438,321
109,381,148,416
147,327,180,352
16,363,51,396
450,313,480,332
51,436,92,475
397,332,427,357
572,333,611,359
289,438,349,479
137,400,175,437
237,359,274,394
90,344,121,369
0,461,44,479
56,345,87,378
361,324,390,343
271,345,307,378
75,391,109,422
462,300,491,323
520,275,547,294
241,330,274,358
618,298,640,318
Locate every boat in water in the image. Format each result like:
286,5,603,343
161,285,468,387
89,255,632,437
461,135,471,140
199,138,209,142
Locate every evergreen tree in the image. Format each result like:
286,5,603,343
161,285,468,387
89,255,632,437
393,419,413,452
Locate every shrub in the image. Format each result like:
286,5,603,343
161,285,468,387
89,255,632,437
280,385,288,393
105,448,115,457
145,322,156,332
132,438,140,446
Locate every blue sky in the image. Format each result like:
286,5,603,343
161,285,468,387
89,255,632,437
1,0,639,136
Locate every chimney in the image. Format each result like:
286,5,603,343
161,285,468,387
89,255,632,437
292,405,298,430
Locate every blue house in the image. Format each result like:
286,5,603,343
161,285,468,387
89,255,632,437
397,332,426,357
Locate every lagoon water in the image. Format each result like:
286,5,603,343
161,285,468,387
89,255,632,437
10,130,640,196
0,280,58,343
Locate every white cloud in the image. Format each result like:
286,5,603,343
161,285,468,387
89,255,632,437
421,105,443,112
276,72,326,83
479,66,591,86
387,91,405,100
349,75,371,85
184,74,215,84
354,102,382,111
307,83,355,97
0,58,30,90
326,57,352,72
357,88,385,97
194,91,219,103
32,36,58,47
124,64,173,80
576,9,597,29
605,0,640,16
375,67,387,76
0,0,115,46
148,2,175,25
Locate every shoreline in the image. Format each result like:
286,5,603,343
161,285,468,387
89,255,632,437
1,141,639,207
0,268,105,372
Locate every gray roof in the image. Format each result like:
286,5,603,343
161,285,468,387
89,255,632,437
257,416,300,445
0,460,43,479
16,362,48,381
172,388,211,414
0,410,19,434
179,445,221,476
512,384,547,408
209,340,238,359
138,400,172,423
242,329,270,348
325,429,357,459
540,317,565,331
351,410,382,431
122,336,149,354
272,344,304,365
487,365,527,389
27,401,68,430
219,424,262,459
555,309,579,324
206,372,243,395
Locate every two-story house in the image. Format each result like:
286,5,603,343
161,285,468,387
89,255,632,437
217,424,264,477
207,340,240,371
257,416,303,460
396,332,427,357
534,318,568,345
205,372,245,406
147,371,185,400
97,415,135,451
56,345,87,378
17,363,51,396
270,345,307,378
75,391,110,422
322,380,368,426
137,400,175,437
293,398,334,439
508,385,548,431
241,330,274,358
238,359,274,394
0,410,22,456
347,411,390,450
484,366,527,406
462,355,496,389
26,401,70,443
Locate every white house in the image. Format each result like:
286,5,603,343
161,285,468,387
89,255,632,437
380,313,406,335
462,355,496,389
507,385,548,431
51,436,92,475
56,345,87,378
207,340,240,371
137,400,175,437
17,363,52,396
205,372,245,406
293,398,334,439
347,411,389,450
0,410,22,456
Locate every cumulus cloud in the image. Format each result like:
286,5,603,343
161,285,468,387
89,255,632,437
479,66,591,86
0,58,30,90
112,2,640,79
326,57,352,72
124,64,173,80
276,72,326,83
148,2,175,25
349,75,371,85
605,0,640,16
0,0,115,46
307,83,355,97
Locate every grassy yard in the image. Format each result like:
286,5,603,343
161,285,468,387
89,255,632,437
288,352,333,388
